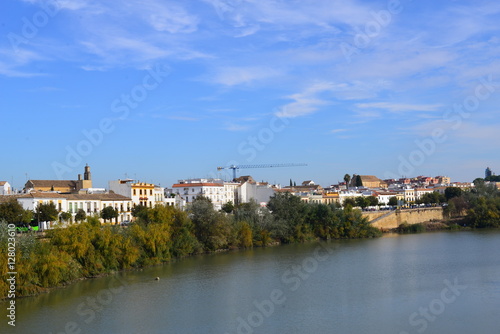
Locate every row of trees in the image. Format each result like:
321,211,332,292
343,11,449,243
0,199,122,226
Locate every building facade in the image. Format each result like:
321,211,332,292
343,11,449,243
17,192,133,228
109,179,165,207
0,181,11,195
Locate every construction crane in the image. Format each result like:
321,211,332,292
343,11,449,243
217,163,307,181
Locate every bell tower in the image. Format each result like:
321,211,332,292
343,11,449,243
84,164,92,180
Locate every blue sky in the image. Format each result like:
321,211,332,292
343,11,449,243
2,0,500,189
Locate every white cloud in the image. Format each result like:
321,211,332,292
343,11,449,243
147,4,199,34
225,123,250,132
211,66,282,86
356,102,443,113
331,129,348,134
275,82,336,118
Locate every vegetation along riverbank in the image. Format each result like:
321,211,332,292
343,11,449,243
0,193,380,299
1,179,499,299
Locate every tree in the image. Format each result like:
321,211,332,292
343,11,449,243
388,196,398,206
75,209,86,222
36,203,59,222
60,212,72,223
221,201,234,214
0,199,33,225
419,192,446,205
267,192,307,242
355,196,370,209
343,197,356,208
189,196,231,251
101,206,118,223
367,196,379,207
132,205,149,221
344,174,351,189
445,187,462,201
355,175,362,187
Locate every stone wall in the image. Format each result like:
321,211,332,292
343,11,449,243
363,207,444,230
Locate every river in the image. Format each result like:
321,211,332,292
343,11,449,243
2,230,500,334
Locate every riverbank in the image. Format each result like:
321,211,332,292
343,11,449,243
0,197,381,300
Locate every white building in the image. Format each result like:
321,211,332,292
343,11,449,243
171,178,239,210
374,191,397,205
414,188,435,201
338,190,363,205
17,192,133,228
0,181,11,195
237,181,276,206
109,179,165,207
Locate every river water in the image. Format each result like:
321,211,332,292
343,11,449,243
3,230,500,334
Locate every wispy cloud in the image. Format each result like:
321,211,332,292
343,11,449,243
210,66,282,86
224,122,250,132
152,114,200,122
356,102,443,113
275,82,336,118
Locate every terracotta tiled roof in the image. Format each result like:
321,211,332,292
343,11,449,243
19,192,66,199
0,181,7,186
26,180,78,189
19,192,131,201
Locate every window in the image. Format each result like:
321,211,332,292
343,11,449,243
140,189,143,195
133,189,136,196
150,190,153,195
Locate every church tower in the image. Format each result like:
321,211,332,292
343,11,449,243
84,164,92,180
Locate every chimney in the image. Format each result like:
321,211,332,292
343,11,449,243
78,174,82,181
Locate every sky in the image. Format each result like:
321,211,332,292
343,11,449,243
1,0,500,190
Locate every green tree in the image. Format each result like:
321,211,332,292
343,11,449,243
388,196,398,206
36,203,59,222
60,212,72,223
355,196,370,209
189,196,231,251
75,209,86,222
344,174,351,189
221,201,235,214
101,206,118,223
367,196,379,207
132,205,149,222
267,192,307,242
466,197,500,228
355,175,362,187
445,187,462,201
0,199,33,224
343,197,356,208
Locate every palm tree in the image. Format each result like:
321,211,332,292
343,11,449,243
344,174,351,190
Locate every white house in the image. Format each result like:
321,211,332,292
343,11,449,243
17,192,133,228
0,181,11,195
237,181,275,206
414,188,435,201
171,178,239,210
338,190,363,205
109,179,165,207
374,191,398,205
